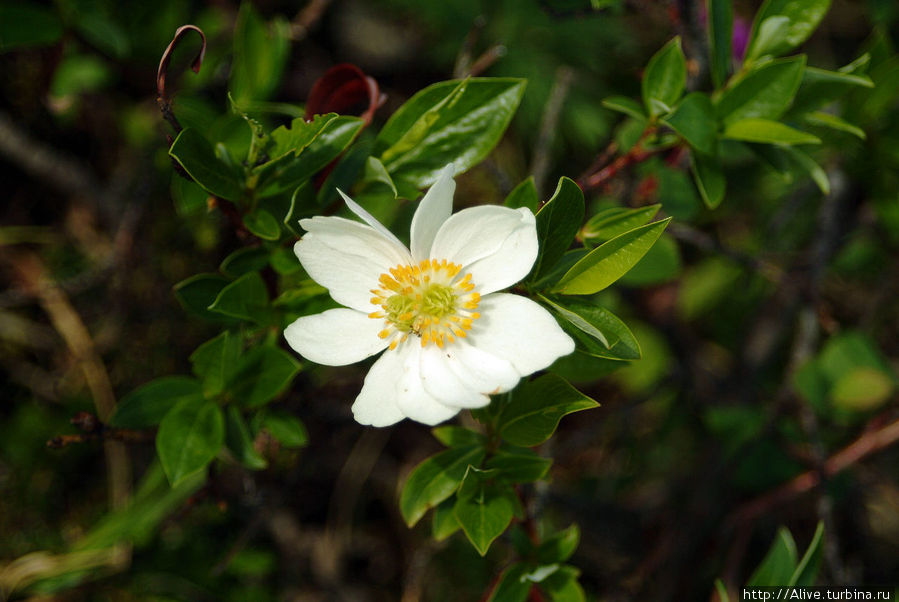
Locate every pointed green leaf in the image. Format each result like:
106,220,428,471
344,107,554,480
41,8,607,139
723,119,820,145
498,374,599,446
431,498,462,542
715,56,805,125
707,0,733,87
399,445,486,526
789,64,874,116
156,397,224,486
229,2,290,103
537,525,580,564
224,406,267,470
207,271,270,323
602,96,647,121
539,565,586,602
268,113,338,161
486,447,552,483
745,16,791,62
229,345,301,408
432,426,487,448
111,376,203,428
504,177,539,212
778,146,830,194
220,247,271,279
745,0,831,60
789,522,825,586
173,273,235,322
258,411,308,448
748,527,798,586
376,78,526,187
486,564,532,602
169,128,243,201
801,111,866,140
453,467,518,556
529,177,585,283
581,204,661,243
243,209,281,241
642,37,686,117
543,297,641,360
663,93,716,153
553,218,671,295
190,331,242,396
690,149,727,209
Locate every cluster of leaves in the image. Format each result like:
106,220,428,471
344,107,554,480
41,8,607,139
604,0,871,208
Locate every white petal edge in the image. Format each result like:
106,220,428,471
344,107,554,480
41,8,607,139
410,164,455,262
462,210,538,294
338,189,408,251
395,344,460,425
418,345,490,409
284,308,389,367
444,341,521,395
467,293,575,376
352,348,406,427
295,217,411,312
430,205,533,271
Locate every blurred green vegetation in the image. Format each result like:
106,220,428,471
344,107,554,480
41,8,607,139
2,0,899,600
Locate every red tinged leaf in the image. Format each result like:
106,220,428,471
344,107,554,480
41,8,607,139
304,63,384,126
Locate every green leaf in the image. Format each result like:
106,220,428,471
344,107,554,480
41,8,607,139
256,116,364,197
723,119,821,145
169,129,243,201
190,331,242,397
486,448,552,483
602,96,647,121
707,0,733,88
229,345,301,408
581,204,661,243
777,146,830,194
546,298,641,361
831,367,893,412
690,149,727,209
258,411,308,447
432,426,487,448
619,234,682,286
789,522,824,586
540,565,586,602
220,247,271,278
662,93,716,153
642,37,686,117
487,564,532,602
268,113,338,161
207,271,270,324
173,273,236,322
360,156,398,198
224,406,267,470
431,498,462,542
529,177,585,283
715,579,731,602
111,377,203,428
715,56,805,125
376,78,526,187
801,111,866,140
229,2,290,103
0,2,63,51
453,467,518,556
243,209,281,241
400,445,486,526
789,65,874,116
745,0,831,60
553,218,671,295
531,248,589,291
747,527,798,586
269,246,303,275
498,374,599,446
505,177,539,212
745,16,791,62
537,525,580,564
156,397,224,486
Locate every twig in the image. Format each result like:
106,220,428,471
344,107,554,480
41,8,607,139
531,66,574,196
466,45,507,78
290,0,333,40
576,127,659,191
8,253,131,511
453,15,487,79
729,415,899,525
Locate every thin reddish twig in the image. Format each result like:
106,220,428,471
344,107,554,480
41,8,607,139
576,126,659,191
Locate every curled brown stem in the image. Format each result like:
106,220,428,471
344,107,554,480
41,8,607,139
156,25,207,135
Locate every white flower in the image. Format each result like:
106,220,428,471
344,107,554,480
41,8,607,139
284,165,575,426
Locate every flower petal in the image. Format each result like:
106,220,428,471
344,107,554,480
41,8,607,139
410,164,455,262
296,216,411,312
467,293,575,376
352,348,406,427
445,341,521,395
463,211,538,294
284,308,389,366
338,189,407,251
395,344,459,425
419,345,490,409
430,206,534,272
